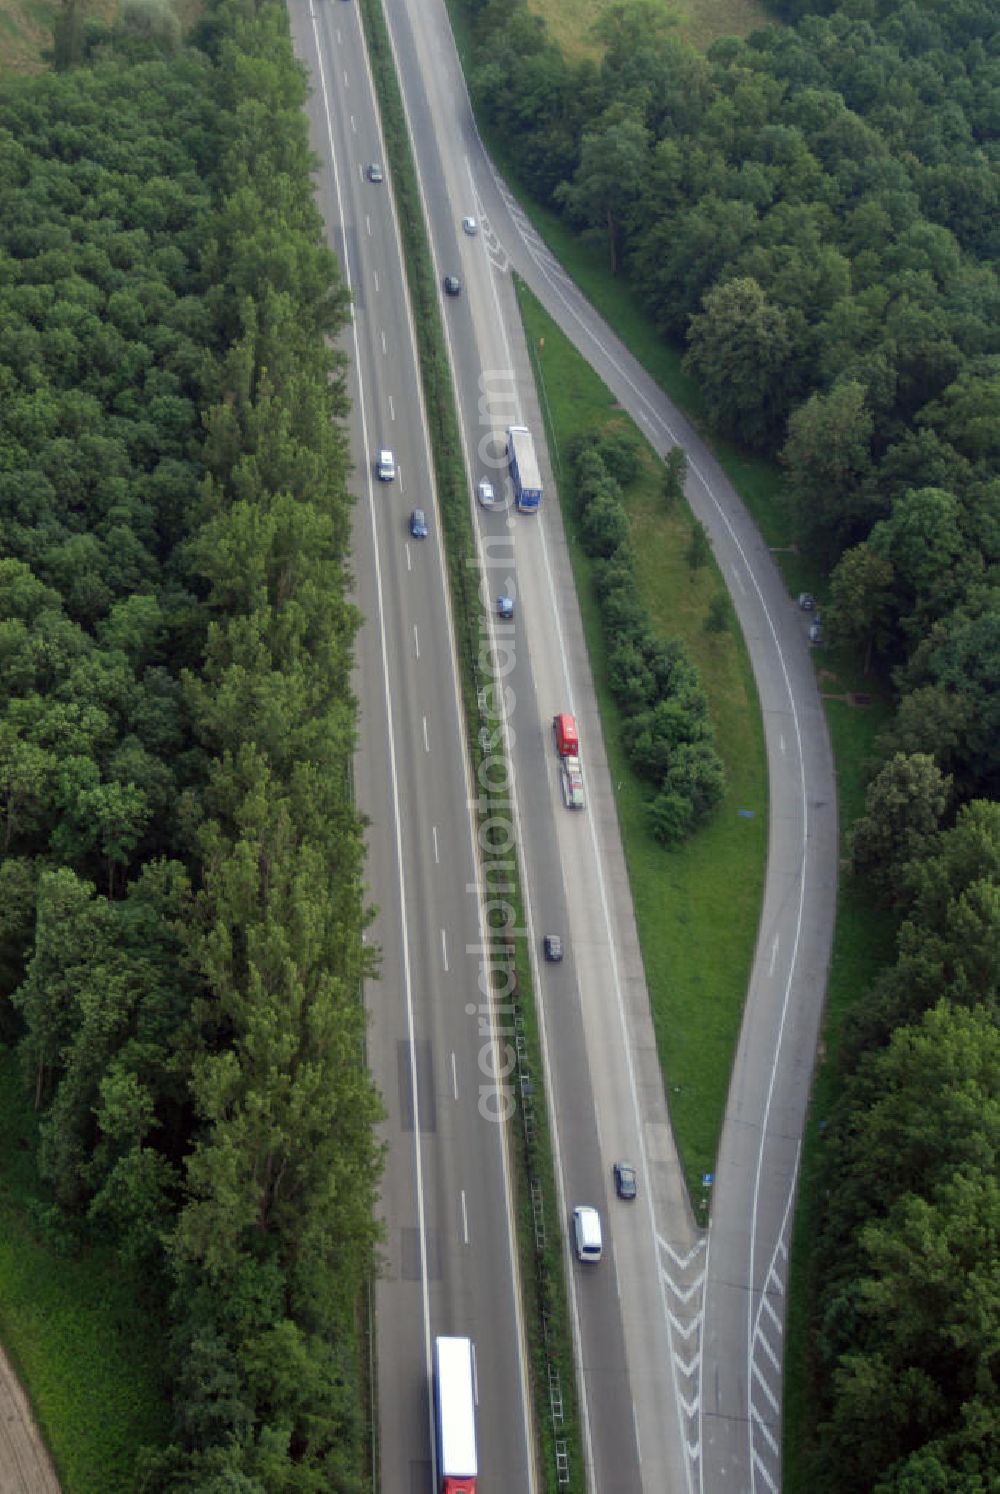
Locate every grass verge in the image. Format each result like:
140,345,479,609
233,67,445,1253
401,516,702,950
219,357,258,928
525,0,776,59
356,1,583,1486
518,277,768,1202
0,1048,170,1492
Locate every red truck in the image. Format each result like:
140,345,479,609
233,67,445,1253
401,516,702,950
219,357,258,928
553,714,585,809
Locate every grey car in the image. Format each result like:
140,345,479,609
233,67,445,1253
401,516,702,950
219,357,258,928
543,933,563,962
613,1162,637,1201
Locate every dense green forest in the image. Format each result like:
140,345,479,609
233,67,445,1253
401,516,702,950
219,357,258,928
0,1,380,1488
462,0,999,1485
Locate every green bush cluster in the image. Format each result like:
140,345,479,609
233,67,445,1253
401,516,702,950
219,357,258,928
0,2,381,1488
568,436,725,844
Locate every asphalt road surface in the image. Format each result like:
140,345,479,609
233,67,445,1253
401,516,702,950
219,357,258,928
0,1345,60,1494
296,2,839,1492
289,5,537,1490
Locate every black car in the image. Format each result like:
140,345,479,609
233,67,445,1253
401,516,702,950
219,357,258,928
443,274,461,297
366,162,384,183
543,934,563,962
613,1162,637,1201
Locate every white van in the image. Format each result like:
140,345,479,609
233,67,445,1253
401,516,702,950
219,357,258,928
376,449,396,481
572,1205,602,1263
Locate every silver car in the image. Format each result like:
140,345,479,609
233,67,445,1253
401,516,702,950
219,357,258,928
560,757,585,810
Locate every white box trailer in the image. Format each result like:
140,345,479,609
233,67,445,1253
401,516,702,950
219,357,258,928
433,1335,478,1493
507,424,543,511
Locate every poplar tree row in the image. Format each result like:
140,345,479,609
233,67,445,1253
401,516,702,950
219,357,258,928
0,3,381,1487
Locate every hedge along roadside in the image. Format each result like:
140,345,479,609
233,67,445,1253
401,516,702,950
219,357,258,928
354,0,584,1489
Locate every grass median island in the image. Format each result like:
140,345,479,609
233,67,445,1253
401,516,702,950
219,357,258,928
518,279,767,1201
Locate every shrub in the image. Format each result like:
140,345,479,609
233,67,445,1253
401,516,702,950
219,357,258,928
686,519,712,571
706,593,729,633
666,739,727,819
596,429,642,486
647,790,694,846
582,490,630,558
592,545,638,600
607,638,656,715
601,581,649,645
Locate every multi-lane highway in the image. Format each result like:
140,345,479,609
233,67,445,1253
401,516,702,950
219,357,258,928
288,7,537,1490
291,2,839,1492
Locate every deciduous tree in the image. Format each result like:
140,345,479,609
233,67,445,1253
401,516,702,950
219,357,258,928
683,277,794,448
